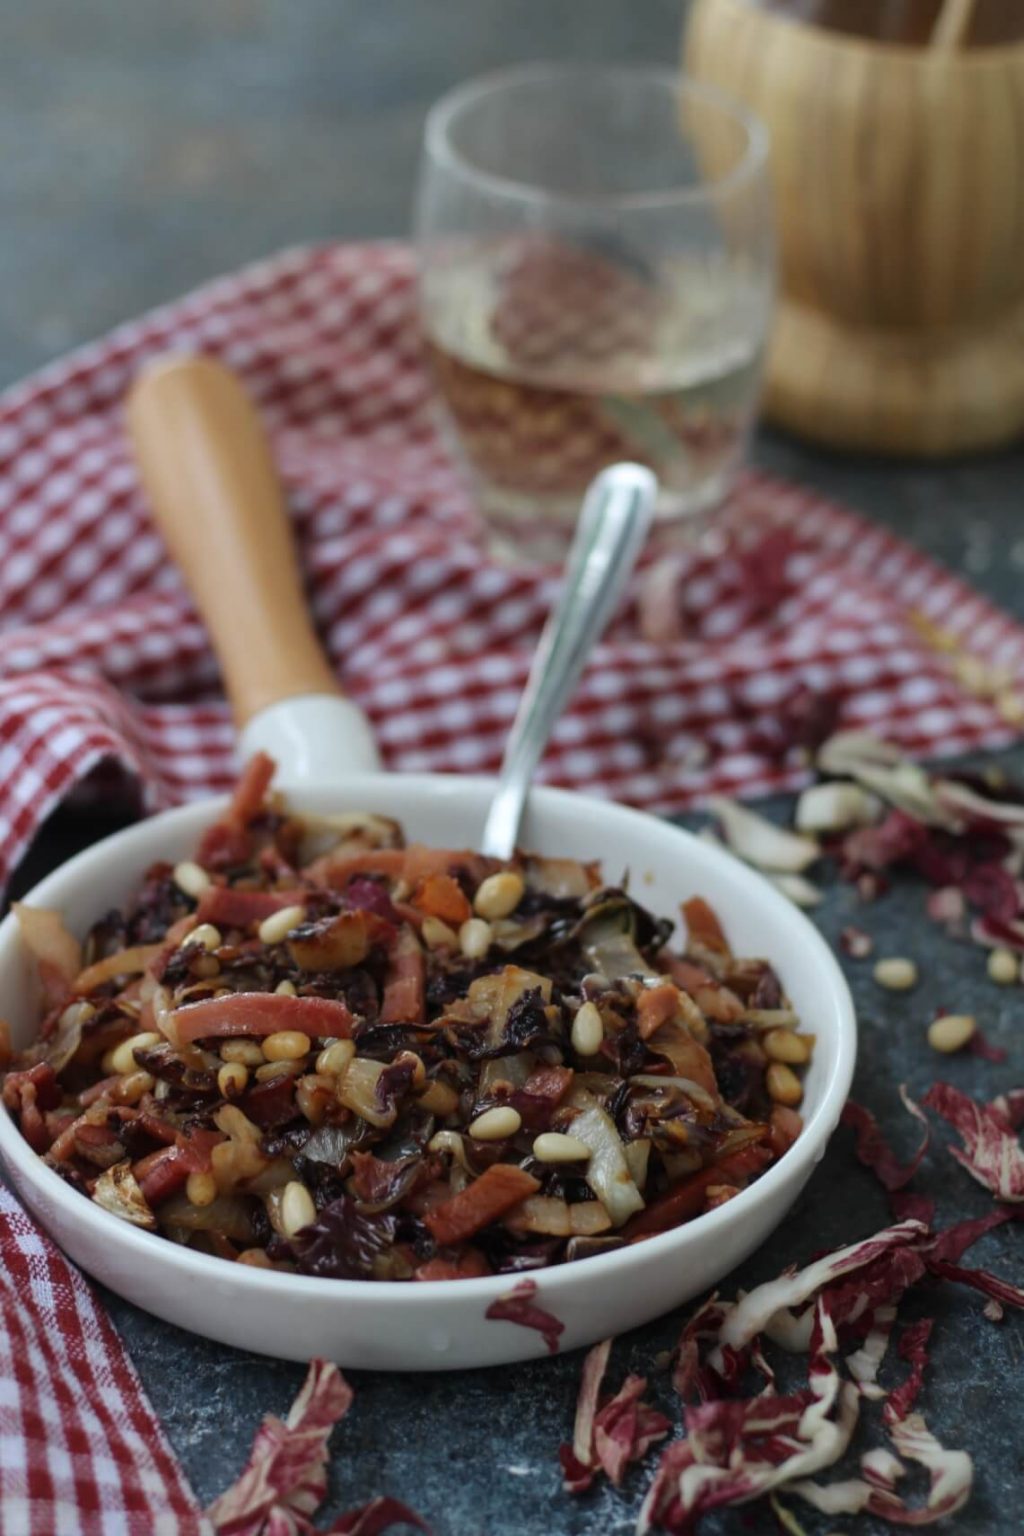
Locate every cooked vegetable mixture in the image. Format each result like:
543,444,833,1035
1,755,812,1280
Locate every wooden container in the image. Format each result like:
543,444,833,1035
685,0,1024,455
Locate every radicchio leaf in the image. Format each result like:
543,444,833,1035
639,1302,858,1533
991,1088,1024,1131
922,1083,1024,1202
206,1359,353,1534
926,1260,1024,1313
206,1362,429,1536
291,1195,398,1280
326,1496,429,1534
714,1220,928,1362
484,1278,564,1355
841,1088,930,1192
789,1413,972,1526
561,1339,670,1493
882,1318,934,1426
966,1027,1008,1064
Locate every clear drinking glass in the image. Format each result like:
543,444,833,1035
414,63,774,560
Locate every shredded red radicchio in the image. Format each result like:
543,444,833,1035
579,1205,1024,1534
560,1338,670,1492
206,1360,428,1536
966,1027,1009,1064
484,1279,564,1355
922,1083,1024,1203
841,1089,930,1192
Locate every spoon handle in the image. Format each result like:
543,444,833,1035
126,354,381,779
126,354,343,727
480,463,657,860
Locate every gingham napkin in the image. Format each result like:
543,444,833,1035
1,242,1023,898
0,1185,206,1535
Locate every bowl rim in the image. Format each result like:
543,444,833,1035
0,776,856,1313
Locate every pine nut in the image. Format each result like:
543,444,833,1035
186,923,222,951
116,1070,155,1104
275,979,298,996
532,1132,592,1163
571,1001,604,1057
418,1078,460,1117
927,1014,976,1054
468,1106,522,1140
103,1031,162,1076
258,905,306,946
316,1039,356,1077
280,1180,317,1239
459,917,492,960
988,947,1019,986
186,1170,217,1207
763,1029,811,1065
173,860,211,899
215,1104,262,1142
427,1129,469,1165
766,1062,803,1106
422,916,458,950
473,871,525,921
217,1061,249,1098
262,1030,310,1061
237,1248,273,1268
295,1073,334,1125
873,957,918,991
255,1060,300,1082
192,954,221,979
220,1040,265,1065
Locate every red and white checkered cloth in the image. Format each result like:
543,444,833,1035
2,238,1024,1533
1,240,1023,895
0,1185,207,1535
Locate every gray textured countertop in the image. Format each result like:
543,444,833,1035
3,2,1023,1532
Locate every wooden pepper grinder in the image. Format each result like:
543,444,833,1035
685,0,1024,455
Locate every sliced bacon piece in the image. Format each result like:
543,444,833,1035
197,886,310,928
622,1143,772,1242
682,896,730,956
197,750,275,868
424,1164,541,1246
636,982,684,1040
3,1061,62,1152
305,848,407,889
414,1249,491,1281
172,992,355,1045
380,927,425,1026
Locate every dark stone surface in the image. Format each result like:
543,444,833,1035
3,2,1023,1532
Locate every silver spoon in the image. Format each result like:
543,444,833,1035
480,462,657,860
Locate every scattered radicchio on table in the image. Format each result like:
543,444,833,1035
204,1360,428,1536
705,728,1024,949
484,1278,565,1355
559,1075,1024,1533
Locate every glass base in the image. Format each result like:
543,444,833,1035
476,469,735,565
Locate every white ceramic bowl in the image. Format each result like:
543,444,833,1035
0,776,855,1368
